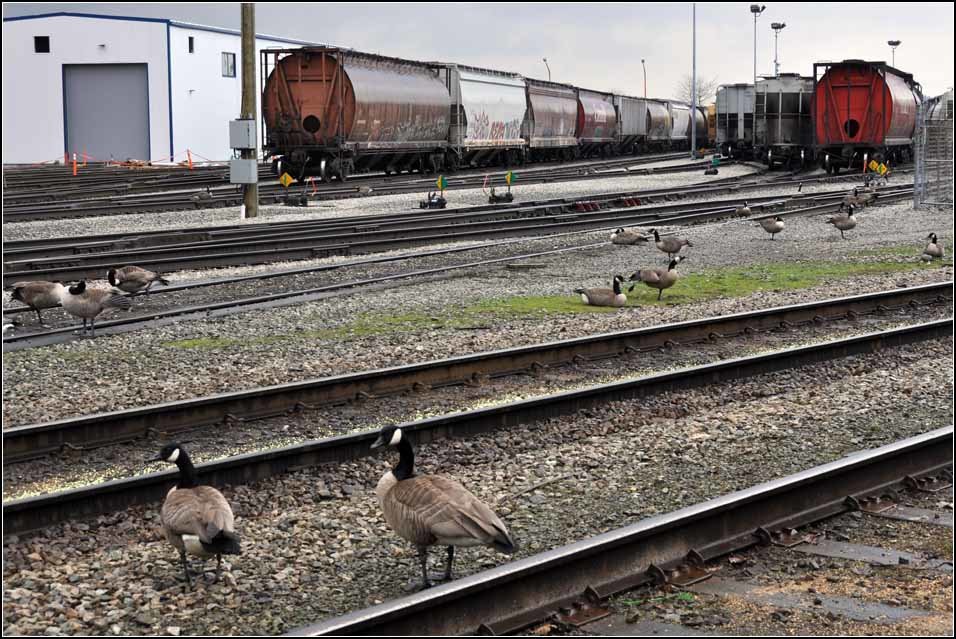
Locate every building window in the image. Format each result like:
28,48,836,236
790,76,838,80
222,52,236,77
188,36,194,53
34,36,50,53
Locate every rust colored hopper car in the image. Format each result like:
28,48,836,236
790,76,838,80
576,88,618,157
261,47,451,181
522,79,579,162
813,60,922,173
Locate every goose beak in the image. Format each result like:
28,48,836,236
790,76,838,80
370,434,387,450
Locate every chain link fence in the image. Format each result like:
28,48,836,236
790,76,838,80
914,90,954,210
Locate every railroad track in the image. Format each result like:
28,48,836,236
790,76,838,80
2,179,913,287
1,153,699,221
3,291,950,533
289,426,952,635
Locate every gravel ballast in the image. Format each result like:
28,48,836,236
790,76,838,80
3,193,951,427
2,337,951,636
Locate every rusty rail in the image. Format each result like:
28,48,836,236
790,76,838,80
3,318,951,535
4,282,950,462
288,426,953,635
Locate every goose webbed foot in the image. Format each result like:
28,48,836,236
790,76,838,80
443,546,455,582
179,551,193,590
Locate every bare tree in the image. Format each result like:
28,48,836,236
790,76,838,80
673,74,720,105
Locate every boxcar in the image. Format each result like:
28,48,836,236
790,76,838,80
261,47,450,180
755,74,814,169
522,79,579,161
813,60,922,173
437,64,527,169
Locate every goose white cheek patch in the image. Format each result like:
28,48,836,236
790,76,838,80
389,429,403,446
166,448,180,463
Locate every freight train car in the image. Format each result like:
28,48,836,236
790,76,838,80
716,84,754,157
613,96,672,153
437,63,527,169
755,74,814,169
576,88,618,157
705,103,717,148
813,60,922,173
522,79,579,162
667,101,691,150
261,47,450,180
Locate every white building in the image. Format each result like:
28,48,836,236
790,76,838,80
2,11,319,164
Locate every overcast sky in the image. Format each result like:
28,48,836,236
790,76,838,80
4,2,954,97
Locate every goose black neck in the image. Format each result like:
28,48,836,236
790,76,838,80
393,437,416,481
613,278,622,294
175,450,199,489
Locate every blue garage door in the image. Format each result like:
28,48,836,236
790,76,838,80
64,64,150,162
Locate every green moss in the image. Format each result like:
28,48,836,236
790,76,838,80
160,256,947,351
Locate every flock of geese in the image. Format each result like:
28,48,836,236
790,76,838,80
576,186,943,308
150,426,516,591
6,266,169,336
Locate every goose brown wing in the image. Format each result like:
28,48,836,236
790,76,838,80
386,475,509,546
162,487,234,541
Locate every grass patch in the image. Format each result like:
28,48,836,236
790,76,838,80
161,256,947,351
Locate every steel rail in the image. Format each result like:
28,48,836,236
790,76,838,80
4,282,950,454
288,426,953,636
2,155,701,221
2,183,911,286
3,317,950,534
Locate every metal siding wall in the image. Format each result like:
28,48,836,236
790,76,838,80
63,63,150,160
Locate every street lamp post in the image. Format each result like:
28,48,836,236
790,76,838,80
771,22,786,76
750,4,766,88
543,57,551,81
641,58,647,98
691,3,697,158
887,40,901,67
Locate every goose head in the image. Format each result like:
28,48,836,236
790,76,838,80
68,281,87,295
669,256,686,270
107,269,118,286
148,442,185,464
651,228,660,241
928,233,938,242
371,425,404,450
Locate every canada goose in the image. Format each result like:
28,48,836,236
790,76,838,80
191,187,213,204
148,443,241,588
57,281,132,336
3,316,18,335
826,205,857,240
575,275,627,307
370,425,516,589
107,266,170,296
922,233,944,261
651,229,693,259
610,228,650,245
9,281,64,326
735,201,751,216
758,216,785,240
628,257,685,300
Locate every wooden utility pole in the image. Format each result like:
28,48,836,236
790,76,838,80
241,3,258,218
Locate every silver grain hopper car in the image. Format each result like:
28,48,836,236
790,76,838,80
716,84,754,158
755,73,815,169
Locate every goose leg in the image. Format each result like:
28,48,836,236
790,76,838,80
179,550,192,589
417,546,433,590
443,546,455,582
90,318,96,338
657,289,663,301
35,308,43,325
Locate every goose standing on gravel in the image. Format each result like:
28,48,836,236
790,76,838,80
58,281,132,337
651,229,693,259
3,316,19,335
9,281,65,326
370,425,517,589
826,205,857,240
735,201,751,216
575,275,627,307
148,443,241,588
108,266,170,297
610,228,650,246
922,233,944,261
758,216,786,240
629,256,685,300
